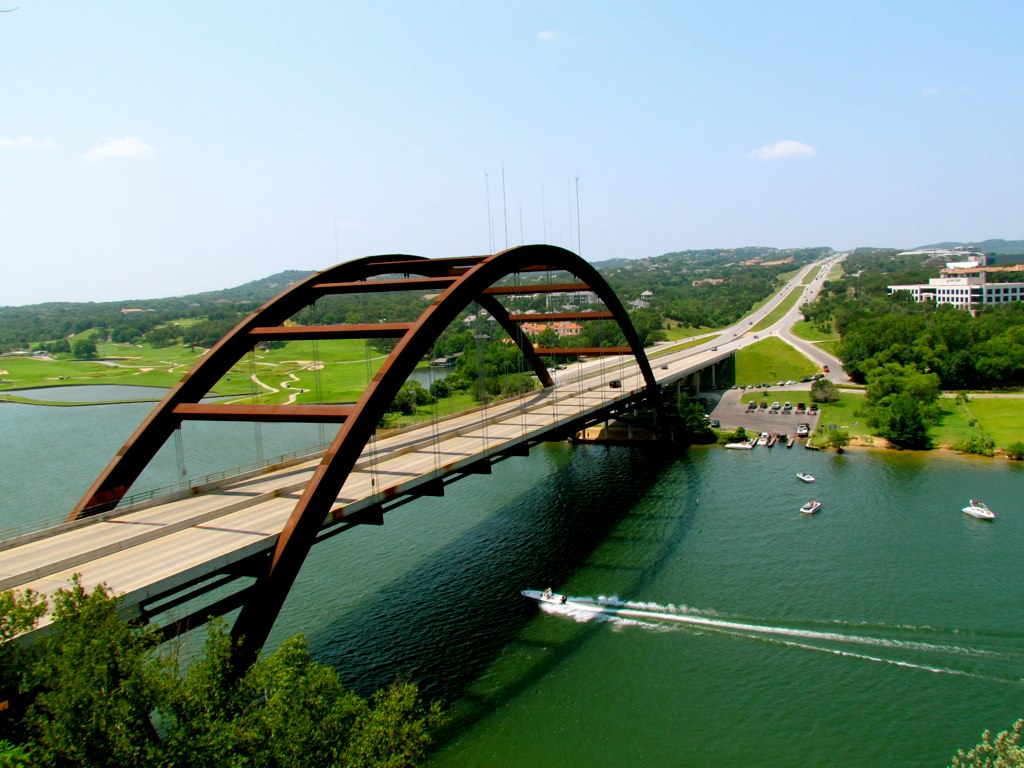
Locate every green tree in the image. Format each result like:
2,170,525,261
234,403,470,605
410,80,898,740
1006,441,1024,461
676,398,715,444
875,392,931,449
71,336,98,360
822,427,851,453
810,378,839,403
953,428,996,457
25,577,166,767
1,582,446,767
950,718,1024,767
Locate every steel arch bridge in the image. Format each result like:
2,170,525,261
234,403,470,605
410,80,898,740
69,244,661,660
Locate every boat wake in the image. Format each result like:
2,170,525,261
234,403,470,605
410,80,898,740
539,595,1024,684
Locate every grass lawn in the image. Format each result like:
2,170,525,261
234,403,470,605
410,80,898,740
0,343,206,392
932,397,1024,450
662,323,715,342
749,289,804,333
790,319,839,342
825,263,844,281
813,392,873,440
735,337,819,386
816,340,842,357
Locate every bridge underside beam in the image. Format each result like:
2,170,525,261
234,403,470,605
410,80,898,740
533,347,632,356
311,276,457,295
172,404,355,423
248,323,412,341
511,311,613,322
483,282,590,296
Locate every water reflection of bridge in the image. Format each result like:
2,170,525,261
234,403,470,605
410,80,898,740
0,245,732,661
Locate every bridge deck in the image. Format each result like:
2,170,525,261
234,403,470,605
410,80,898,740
0,348,729,623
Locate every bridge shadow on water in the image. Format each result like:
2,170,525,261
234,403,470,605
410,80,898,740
296,441,712,741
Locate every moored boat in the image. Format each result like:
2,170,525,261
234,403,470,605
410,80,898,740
797,472,815,483
962,500,995,520
800,500,822,515
756,432,770,446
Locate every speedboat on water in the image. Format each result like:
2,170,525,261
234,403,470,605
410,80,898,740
757,432,770,446
962,500,995,520
521,590,606,615
800,500,822,515
796,472,815,483
724,440,754,449
522,588,568,605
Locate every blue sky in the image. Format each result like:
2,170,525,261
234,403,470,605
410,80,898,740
2,2,1022,306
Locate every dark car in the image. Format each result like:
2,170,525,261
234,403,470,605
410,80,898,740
609,379,622,388
710,419,720,428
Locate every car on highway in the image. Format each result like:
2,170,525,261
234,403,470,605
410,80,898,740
609,379,622,388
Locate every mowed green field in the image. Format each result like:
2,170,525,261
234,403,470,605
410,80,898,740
749,288,805,333
735,337,819,386
790,319,839,342
0,338,395,404
932,396,1024,450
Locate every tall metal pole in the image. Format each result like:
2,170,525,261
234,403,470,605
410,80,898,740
485,169,494,253
501,164,509,249
575,175,582,256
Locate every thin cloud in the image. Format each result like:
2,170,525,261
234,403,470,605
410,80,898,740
922,86,939,97
536,29,559,43
82,136,158,162
750,140,816,161
0,135,56,151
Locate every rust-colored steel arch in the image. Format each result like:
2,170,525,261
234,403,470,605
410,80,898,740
70,245,660,661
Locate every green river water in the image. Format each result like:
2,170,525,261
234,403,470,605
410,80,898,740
1,390,1021,766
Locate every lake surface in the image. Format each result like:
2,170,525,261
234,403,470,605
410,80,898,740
1,398,1022,767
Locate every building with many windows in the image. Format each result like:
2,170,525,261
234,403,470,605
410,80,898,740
887,250,1024,313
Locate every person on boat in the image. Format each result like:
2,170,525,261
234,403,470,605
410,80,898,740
543,587,553,600
560,594,567,604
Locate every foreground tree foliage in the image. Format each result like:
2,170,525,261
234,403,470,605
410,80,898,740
1,579,444,767
950,719,1024,767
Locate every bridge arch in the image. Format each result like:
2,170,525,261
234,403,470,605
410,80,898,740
71,245,660,659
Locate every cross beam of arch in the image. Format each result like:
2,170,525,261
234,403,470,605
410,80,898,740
69,245,660,660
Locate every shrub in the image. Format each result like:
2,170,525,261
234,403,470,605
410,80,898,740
953,429,995,457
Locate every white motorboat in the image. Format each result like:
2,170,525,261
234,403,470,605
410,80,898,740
756,432,770,446
962,500,995,520
796,472,815,483
725,440,754,450
522,588,569,605
521,590,606,614
800,500,822,515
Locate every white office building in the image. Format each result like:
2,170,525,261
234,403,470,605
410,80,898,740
888,252,1024,312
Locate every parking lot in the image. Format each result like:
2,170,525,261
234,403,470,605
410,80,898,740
709,387,820,436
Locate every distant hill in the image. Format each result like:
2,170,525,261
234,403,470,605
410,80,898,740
914,239,1024,255
186,270,316,304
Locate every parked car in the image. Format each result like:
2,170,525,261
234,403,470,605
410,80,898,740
710,419,720,428
796,423,810,437
771,401,781,410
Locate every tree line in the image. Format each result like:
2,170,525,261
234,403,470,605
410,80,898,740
0,579,443,767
